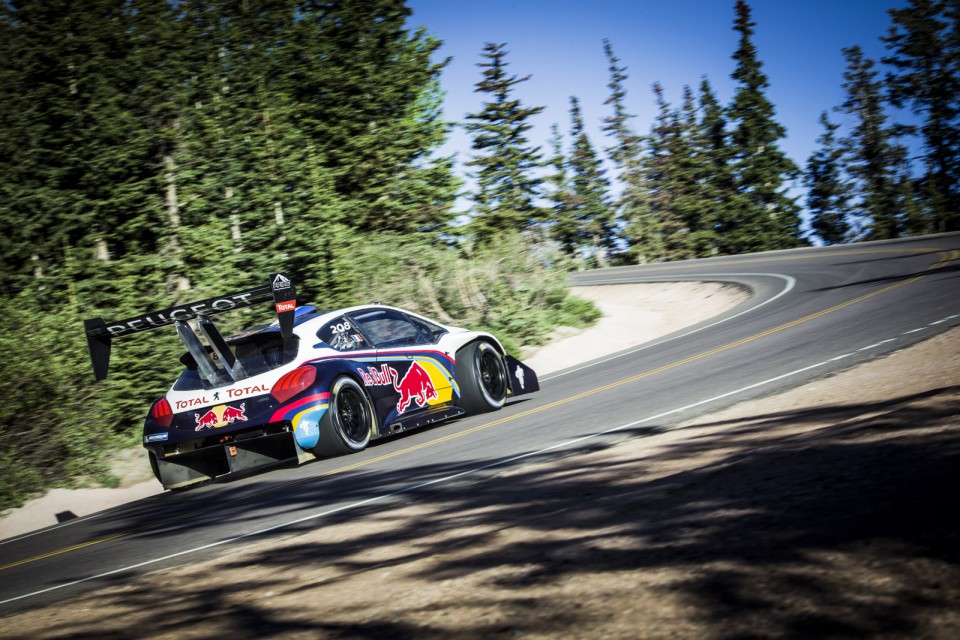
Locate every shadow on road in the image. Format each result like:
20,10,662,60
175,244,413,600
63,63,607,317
16,386,960,639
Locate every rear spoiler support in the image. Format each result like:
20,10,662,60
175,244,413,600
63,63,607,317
84,273,297,381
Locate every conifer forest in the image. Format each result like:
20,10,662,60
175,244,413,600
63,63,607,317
0,0,957,507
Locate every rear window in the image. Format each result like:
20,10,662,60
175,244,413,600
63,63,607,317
173,334,299,391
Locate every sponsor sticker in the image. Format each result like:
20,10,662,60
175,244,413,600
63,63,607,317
272,274,292,291
145,433,169,442
194,403,248,431
276,300,296,313
106,293,257,336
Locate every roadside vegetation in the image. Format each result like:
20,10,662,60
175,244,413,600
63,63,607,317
1,0,955,510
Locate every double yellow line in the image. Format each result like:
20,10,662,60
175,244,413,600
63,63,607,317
3,247,957,572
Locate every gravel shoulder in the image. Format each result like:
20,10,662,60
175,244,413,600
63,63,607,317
3,282,959,639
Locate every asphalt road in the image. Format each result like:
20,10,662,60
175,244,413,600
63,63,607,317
1,233,958,617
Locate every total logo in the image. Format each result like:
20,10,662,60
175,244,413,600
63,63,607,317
194,403,248,431
357,362,438,414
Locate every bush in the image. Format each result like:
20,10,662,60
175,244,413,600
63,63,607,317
314,231,600,354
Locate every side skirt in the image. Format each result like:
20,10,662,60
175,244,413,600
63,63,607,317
385,406,466,435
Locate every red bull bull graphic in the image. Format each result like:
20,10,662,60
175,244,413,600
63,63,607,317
194,403,248,431
195,410,219,429
392,362,438,413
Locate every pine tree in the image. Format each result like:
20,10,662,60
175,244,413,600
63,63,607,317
725,0,804,253
464,42,546,244
544,123,578,256
805,111,854,244
882,0,960,232
601,39,654,263
0,0,169,297
698,78,743,255
566,96,615,266
275,0,459,236
675,85,721,256
645,83,690,261
294,0,458,235
838,45,907,239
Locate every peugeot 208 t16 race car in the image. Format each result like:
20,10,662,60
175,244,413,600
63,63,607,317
84,274,539,490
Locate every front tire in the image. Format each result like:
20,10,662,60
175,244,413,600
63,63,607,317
314,377,374,457
456,340,508,413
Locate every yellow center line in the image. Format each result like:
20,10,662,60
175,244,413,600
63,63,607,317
3,247,956,572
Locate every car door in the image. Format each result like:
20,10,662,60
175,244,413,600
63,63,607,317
346,307,456,424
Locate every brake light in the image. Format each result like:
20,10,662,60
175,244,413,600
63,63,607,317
151,398,174,428
271,366,317,403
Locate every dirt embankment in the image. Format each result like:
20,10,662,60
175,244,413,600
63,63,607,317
2,283,959,639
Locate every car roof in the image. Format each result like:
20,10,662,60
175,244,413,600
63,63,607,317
227,304,445,342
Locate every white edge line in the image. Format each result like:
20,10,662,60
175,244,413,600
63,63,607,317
857,339,896,352
542,273,796,381
2,341,855,610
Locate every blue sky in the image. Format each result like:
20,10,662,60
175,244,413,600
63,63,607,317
406,0,909,219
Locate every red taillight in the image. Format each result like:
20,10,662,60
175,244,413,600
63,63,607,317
271,366,317,403
151,397,174,428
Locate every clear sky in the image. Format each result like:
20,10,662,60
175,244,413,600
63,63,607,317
406,0,909,220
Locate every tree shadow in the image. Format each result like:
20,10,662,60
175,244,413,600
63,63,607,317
812,262,960,291
14,387,960,639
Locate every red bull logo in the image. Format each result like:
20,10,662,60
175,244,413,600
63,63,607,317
195,410,219,429
194,403,248,431
391,362,438,413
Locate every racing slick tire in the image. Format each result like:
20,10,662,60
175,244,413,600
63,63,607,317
456,340,508,414
314,376,374,457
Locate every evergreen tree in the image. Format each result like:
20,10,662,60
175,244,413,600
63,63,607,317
725,0,804,252
675,85,721,256
643,84,719,261
285,0,459,235
882,0,960,232
698,78,743,255
805,111,854,244
544,123,578,256
566,96,615,266
464,42,546,244
0,0,170,297
601,38,654,263
838,45,907,239
645,83,690,261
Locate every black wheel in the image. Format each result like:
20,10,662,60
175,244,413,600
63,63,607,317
314,376,374,457
456,340,508,413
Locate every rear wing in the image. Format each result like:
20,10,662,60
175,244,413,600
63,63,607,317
83,273,297,381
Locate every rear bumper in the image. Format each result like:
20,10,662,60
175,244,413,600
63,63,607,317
150,431,314,490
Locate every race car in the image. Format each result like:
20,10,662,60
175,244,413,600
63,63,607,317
84,273,538,490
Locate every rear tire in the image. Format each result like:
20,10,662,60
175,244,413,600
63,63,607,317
314,376,374,457
456,340,508,413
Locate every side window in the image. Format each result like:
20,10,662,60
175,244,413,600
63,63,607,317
317,316,369,351
405,314,446,344
349,309,422,348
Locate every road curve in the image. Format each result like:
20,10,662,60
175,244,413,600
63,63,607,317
1,233,958,615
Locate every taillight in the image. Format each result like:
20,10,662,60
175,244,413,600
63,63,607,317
271,366,317,403
151,397,174,428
